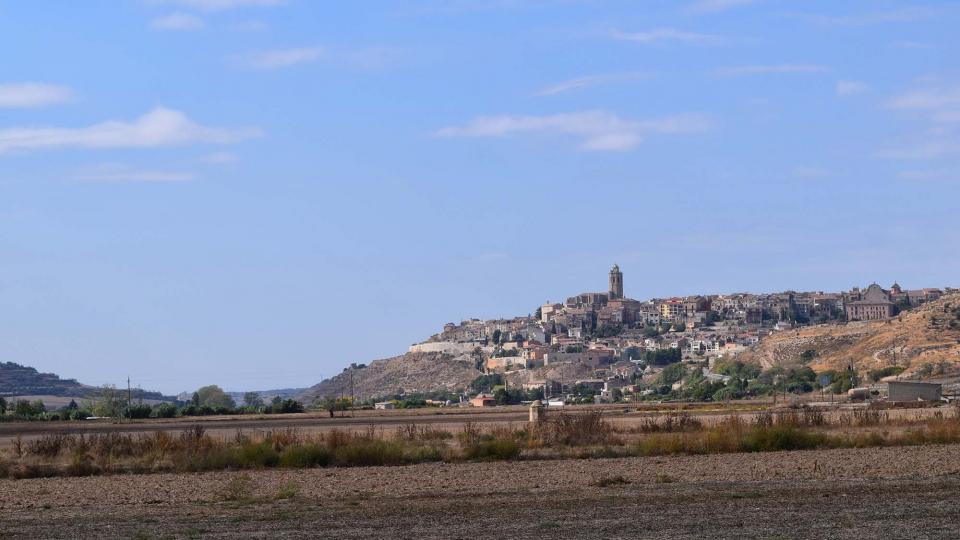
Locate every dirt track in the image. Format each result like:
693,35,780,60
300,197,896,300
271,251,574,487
2,444,960,538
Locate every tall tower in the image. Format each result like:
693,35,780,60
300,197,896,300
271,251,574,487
609,264,623,300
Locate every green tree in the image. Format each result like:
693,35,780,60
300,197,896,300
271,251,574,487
93,385,128,418
194,385,236,410
657,362,686,386
491,329,502,344
243,392,264,408
0,397,6,415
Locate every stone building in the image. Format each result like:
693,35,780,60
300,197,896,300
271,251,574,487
844,283,894,321
609,264,623,300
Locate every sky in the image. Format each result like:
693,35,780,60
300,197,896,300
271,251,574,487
1,0,958,394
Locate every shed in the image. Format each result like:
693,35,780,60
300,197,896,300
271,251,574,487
374,402,396,410
887,381,942,402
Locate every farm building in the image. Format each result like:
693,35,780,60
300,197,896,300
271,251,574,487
887,381,942,402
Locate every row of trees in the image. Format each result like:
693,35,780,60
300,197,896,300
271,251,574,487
0,385,307,422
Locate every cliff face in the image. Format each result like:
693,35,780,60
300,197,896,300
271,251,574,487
738,293,960,376
296,352,483,404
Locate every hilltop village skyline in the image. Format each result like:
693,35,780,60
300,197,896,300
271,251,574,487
409,265,952,400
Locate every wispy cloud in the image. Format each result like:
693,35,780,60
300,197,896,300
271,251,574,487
436,110,710,151
793,6,937,26
151,12,205,30
891,40,932,49
200,151,239,164
836,80,868,96
612,28,721,45
75,164,197,183
234,47,324,69
881,139,960,159
0,107,260,155
881,82,960,159
534,72,649,96
685,0,759,15
715,64,827,76
0,82,73,108
153,0,283,12
898,169,957,181
887,83,960,123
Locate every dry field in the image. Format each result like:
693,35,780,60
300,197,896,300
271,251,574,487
2,444,960,539
0,400,943,450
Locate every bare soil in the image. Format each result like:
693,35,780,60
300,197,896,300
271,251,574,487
2,444,959,538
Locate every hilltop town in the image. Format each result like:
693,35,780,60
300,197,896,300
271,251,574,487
299,266,957,405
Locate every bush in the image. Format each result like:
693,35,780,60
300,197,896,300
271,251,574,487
462,438,520,460
152,403,178,418
279,444,331,468
332,440,407,467
238,441,280,468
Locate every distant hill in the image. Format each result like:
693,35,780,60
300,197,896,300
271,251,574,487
0,362,91,398
738,293,960,378
0,362,173,402
225,388,306,404
296,352,482,404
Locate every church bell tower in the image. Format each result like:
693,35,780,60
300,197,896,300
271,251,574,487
609,264,623,300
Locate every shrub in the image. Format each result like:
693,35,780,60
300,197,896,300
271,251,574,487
535,412,614,446
238,440,280,468
220,473,254,502
592,475,631,487
279,444,331,468
462,438,520,460
740,426,827,452
332,440,406,467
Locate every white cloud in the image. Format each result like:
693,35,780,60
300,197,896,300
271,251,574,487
836,80,868,96
154,0,282,12
715,64,827,76
886,84,960,123
235,47,324,69
75,165,197,182
0,83,73,108
200,151,239,164
436,110,710,151
882,83,960,159
686,0,759,15
0,107,260,155
534,72,649,96
612,28,721,45
794,7,937,26
898,169,957,181
151,12,205,30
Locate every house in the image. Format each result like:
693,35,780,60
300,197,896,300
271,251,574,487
470,394,496,407
374,402,395,410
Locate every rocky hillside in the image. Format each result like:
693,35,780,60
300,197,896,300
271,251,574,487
296,352,482,404
739,293,960,377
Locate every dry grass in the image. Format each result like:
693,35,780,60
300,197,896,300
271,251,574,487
4,407,960,479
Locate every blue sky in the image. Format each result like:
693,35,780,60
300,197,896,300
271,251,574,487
1,0,958,394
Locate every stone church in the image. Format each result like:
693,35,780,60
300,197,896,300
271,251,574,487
844,283,895,321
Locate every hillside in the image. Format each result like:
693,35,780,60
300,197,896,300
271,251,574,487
738,293,960,377
0,362,91,398
296,352,482,404
0,362,173,402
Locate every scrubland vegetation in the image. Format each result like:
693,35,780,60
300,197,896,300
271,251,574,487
3,404,960,480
